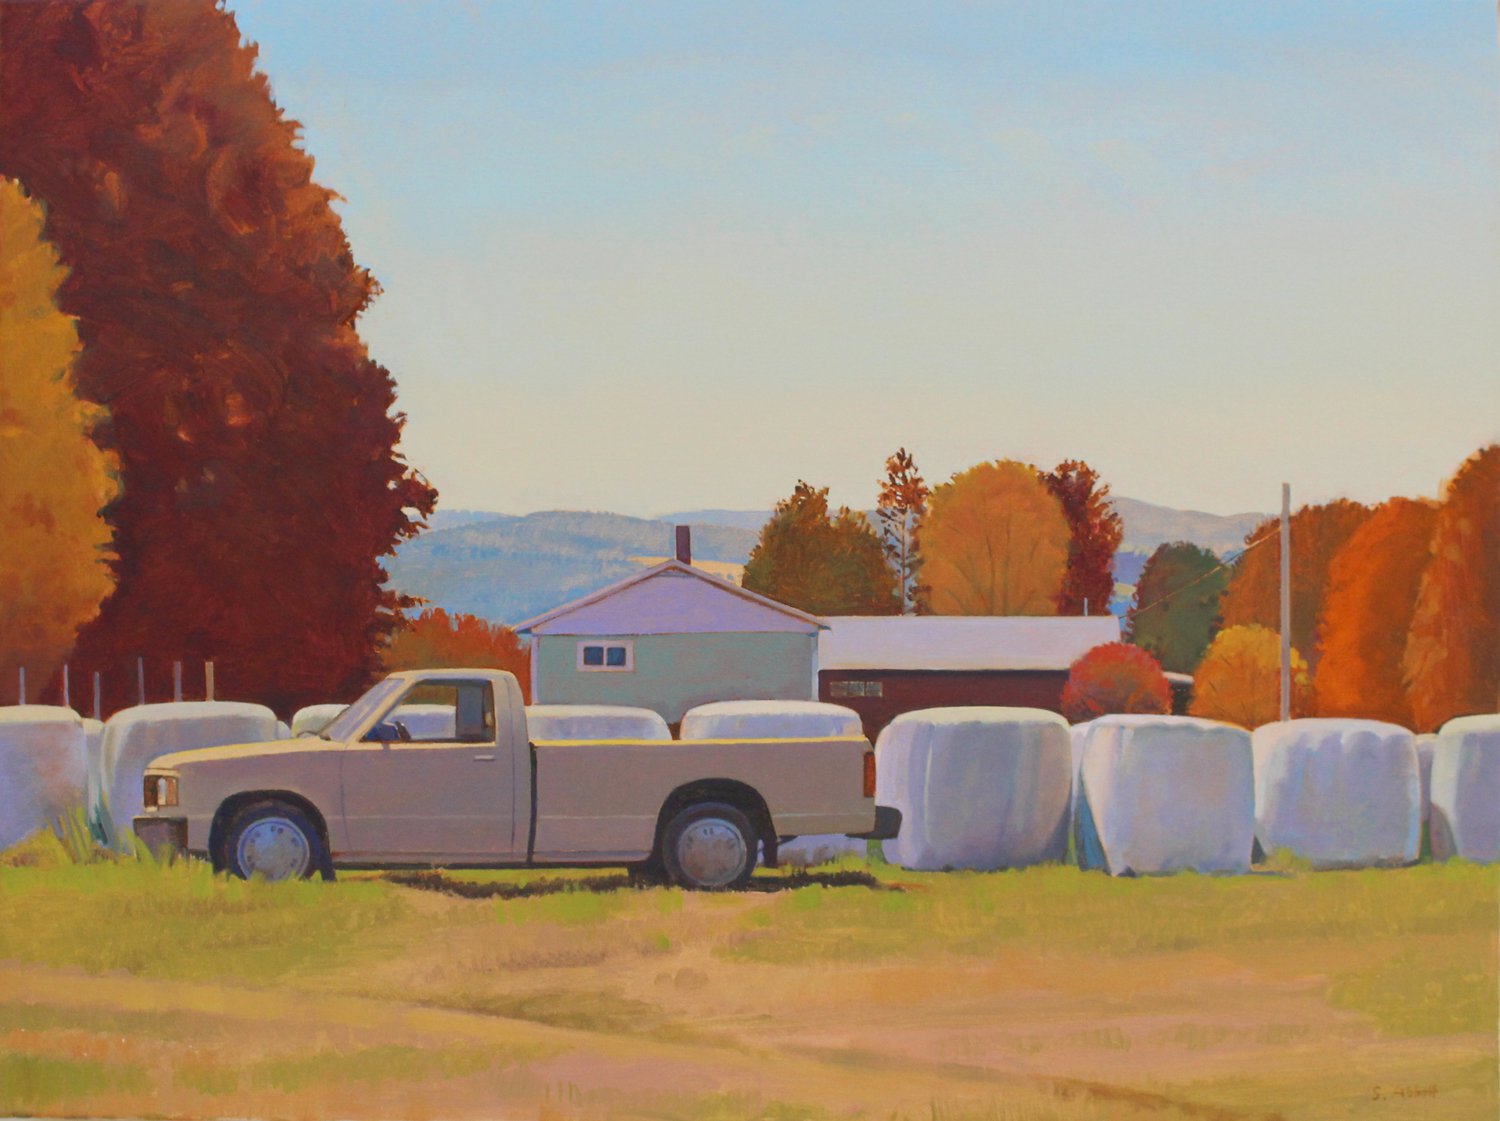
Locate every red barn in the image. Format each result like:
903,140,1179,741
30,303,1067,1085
817,616,1122,741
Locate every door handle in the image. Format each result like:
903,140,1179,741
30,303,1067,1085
472,753,496,761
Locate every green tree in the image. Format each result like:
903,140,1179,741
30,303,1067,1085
1127,542,1230,674
743,482,898,615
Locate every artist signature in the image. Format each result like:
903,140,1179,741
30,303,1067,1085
1371,1084,1438,1101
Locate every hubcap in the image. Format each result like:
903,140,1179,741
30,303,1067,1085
676,818,748,887
236,817,311,881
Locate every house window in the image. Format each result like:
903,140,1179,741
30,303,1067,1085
577,640,633,672
830,680,883,698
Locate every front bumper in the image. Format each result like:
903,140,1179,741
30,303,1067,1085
133,815,188,860
847,805,902,841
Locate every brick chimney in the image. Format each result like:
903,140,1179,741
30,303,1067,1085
675,525,692,565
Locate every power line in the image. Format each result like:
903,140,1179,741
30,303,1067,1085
1128,530,1276,619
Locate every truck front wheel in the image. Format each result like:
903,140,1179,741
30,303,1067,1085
223,800,333,883
662,802,757,891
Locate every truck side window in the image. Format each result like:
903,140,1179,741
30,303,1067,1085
376,680,496,745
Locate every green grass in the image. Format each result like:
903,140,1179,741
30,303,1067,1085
0,830,405,984
0,1053,150,1112
722,860,1498,965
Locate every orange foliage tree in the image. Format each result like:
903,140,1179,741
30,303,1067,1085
1060,643,1171,723
381,609,531,702
1219,500,1371,671
919,460,1069,615
0,3,435,714
743,482,898,615
1313,498,1437,726
1402,445,1500,730
876,447,930,614
1039,459,1123,617
0,178,116,702
1190,624,1311,728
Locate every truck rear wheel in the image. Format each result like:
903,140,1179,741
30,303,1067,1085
662,802,757,891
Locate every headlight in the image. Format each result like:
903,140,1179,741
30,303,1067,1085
143,774,179,809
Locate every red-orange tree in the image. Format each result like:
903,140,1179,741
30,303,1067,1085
0,3,435,713
381,609,531,702
1040,460,1122,616
1219,500,1371,672
1313,498,1437,726
1403,445,1500,730
1060,643,1171,723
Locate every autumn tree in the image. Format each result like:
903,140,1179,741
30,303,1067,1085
1040,459,1123,616
918,460,1069,615
1190,624,1311,729
0,178,116,702
743,481,898,615
1313,498,1437,726
876,447,929,614
381,609,531,702
1127,542,1230,674
1403,446,1500,731
0,3,435,714
1060,643,1171,723
1218,500,1371,672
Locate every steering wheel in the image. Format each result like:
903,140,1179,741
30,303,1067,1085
393,719,412,743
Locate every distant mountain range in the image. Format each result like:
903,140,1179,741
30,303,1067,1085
391,498,1266,626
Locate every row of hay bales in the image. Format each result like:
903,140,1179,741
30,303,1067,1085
877,708,1498,874
0,701,283,850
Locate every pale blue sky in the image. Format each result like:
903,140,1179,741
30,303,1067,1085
235,1,1499,516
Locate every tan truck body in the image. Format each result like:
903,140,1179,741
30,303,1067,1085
134,669,889,875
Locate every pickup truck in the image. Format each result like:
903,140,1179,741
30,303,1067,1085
133,668,900,890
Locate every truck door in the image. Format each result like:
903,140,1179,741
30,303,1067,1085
340,678,518,861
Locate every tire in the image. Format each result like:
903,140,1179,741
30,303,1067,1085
661,801,757,891
224,800,333,883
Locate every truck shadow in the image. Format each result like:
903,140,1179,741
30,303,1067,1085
383,867,898,899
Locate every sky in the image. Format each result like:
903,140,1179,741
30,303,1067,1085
233,1,1499,518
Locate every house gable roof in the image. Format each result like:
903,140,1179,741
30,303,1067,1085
513,560,826,636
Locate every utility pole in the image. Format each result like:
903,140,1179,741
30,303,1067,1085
1280,482,1291,723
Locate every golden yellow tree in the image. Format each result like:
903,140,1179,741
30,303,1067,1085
1190,624,1311,729
0,178,115,701
919,460,1070,615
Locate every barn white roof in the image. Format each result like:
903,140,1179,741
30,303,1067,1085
819,615,1121,672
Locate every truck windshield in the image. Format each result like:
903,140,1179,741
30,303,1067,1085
319,678,407,741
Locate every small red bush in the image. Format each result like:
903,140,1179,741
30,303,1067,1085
1061,642,1171,723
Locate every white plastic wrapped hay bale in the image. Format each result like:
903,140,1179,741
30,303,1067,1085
100,702,279,838
82,717,106,833
679,700,863,741
525,705,671,742
877,707,1071,871
0,706,89,850
1414,733,1437,825
1069,720,1093,815
1429,714,1499,864
291,703,346,737
275,720,291,740
1077,715,1254,876
1251,719,1419,869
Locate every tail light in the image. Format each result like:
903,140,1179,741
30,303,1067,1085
863,750,876,798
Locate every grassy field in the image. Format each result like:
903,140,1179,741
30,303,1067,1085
0,833,1494,1121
